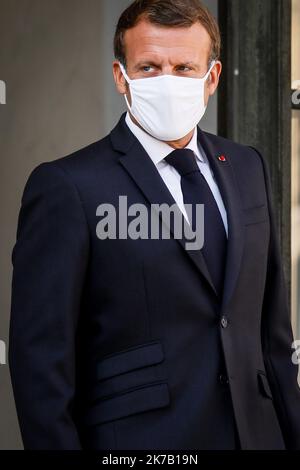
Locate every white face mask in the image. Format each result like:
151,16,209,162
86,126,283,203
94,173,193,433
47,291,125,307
119,60,216,141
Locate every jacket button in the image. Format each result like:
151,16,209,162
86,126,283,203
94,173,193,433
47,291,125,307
221,316,228,328
219,374,229,385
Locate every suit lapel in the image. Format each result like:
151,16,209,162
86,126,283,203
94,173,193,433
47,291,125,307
110,114,217,297
197,127,246,310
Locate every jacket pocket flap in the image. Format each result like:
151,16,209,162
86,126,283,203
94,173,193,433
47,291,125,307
96,341,164,381
258,371,273,399
84,382,170,426
243,205,268,225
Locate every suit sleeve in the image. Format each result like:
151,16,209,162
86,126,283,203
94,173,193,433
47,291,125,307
9,161,90,449
251,146,300,449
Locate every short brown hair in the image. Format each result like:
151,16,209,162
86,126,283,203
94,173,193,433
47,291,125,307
114,0,221,67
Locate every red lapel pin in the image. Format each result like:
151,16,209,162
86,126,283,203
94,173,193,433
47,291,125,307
218,155,227,162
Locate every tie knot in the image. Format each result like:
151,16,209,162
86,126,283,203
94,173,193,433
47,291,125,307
164,149,199,177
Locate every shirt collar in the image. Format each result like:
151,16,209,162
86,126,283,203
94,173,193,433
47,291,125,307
125,112,205,167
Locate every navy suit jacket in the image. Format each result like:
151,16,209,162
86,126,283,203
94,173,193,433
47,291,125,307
9,112,300,449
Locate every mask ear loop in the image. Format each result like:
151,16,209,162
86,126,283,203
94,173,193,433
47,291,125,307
203,60,216,81
119,62,132,83
201,61,216,113
119,62,134,112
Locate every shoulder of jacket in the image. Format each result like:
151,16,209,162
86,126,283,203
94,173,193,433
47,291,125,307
203,130,266,169
23,133,115,191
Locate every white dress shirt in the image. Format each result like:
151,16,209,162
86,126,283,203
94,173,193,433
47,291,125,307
125,112,228,236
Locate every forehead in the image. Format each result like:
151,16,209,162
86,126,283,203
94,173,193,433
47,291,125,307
123,19,211,64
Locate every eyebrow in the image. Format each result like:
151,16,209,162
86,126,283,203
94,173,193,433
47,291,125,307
178,61,198,67
133,60,199,70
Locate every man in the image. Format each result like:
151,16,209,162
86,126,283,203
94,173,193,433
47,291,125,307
9,0,300,450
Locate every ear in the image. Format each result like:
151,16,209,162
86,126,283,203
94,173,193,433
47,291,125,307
207,60,222,96
113,61,128,95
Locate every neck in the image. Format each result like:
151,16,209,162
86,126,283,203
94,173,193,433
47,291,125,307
128,112,195,149
165,130,195,149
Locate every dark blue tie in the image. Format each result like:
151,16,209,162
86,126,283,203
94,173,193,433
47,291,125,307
165,148,227,295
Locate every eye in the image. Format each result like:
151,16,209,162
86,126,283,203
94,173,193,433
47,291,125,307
176,65,192,72
141,65,155,73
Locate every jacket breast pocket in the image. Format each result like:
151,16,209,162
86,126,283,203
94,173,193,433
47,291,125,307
257,370,273,400
84,340,170,426
243,204,269,226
